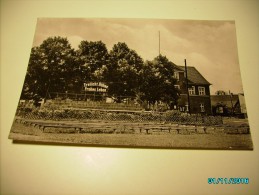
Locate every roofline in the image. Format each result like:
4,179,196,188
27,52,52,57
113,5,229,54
188,82,212,86
176,65,212,85
172,64,185,72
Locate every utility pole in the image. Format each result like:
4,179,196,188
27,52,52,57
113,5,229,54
185,59,191,114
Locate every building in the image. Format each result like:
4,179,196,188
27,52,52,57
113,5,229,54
173,65,212,115
211,93,247,118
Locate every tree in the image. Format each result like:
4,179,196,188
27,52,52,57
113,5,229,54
77,40,109,82
138,55,179,109
39,36,77,93
215,90,227,95
104,42,144,102
21,46,48,103
21,36,77,104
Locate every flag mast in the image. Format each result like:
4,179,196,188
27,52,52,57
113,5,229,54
159,31,160,55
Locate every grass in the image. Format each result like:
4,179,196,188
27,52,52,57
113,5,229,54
9,121,253,150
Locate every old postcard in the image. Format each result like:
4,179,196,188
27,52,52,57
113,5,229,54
9,18,253,149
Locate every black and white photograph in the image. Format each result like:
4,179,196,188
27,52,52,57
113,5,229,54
8,18,253,149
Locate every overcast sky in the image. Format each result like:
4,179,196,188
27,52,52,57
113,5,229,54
33,18,243,94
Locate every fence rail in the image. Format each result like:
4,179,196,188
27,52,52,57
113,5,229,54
43,99,143,111
16,108,223,126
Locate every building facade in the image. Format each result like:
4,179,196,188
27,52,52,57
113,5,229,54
173,65,212,115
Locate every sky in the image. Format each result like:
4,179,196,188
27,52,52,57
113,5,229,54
32,18,243,95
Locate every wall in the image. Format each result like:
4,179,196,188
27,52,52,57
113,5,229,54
190,95,212,115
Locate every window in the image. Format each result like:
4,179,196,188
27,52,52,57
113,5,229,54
217,106,224,114
188,86,195,95
174,85,180,90
198,87,206,95
200,103,205,112
173,72,179,80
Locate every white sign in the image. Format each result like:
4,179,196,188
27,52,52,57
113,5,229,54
84,82,108,92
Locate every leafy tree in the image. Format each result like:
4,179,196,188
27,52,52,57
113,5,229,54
39,36,77,93
77,40,109,82
138,55,179,109
215,90,227,95
104,42,144,102
21,36,77,104
21,47,48,103
21,37,179,110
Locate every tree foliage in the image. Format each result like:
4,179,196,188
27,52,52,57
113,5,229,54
21,36,76,103
39,36,76,90
104,42,144,102
215,90,227,95
138,55,179,108
21,37,179,109
77,40,109,82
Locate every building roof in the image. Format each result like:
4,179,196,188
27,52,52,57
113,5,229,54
177,66,211,85
211,95,239,107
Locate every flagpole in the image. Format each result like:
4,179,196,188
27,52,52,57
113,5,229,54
159,31,160,55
